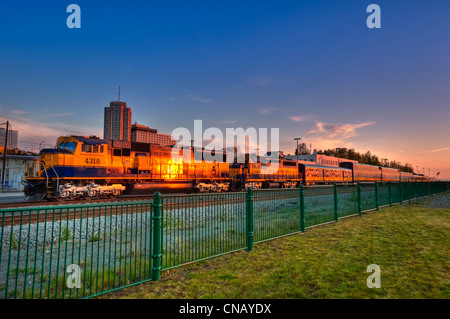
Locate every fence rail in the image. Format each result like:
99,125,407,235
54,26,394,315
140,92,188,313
0,181,448,299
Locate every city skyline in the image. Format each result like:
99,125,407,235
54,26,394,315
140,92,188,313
0,0,449,178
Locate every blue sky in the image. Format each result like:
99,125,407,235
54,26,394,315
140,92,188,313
0,0,449,178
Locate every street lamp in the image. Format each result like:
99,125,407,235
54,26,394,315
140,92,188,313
437,172,440,181
39,141,45,152
293,138,301,161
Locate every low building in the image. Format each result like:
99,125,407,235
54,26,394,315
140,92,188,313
0,154,39,191
131,123,176,146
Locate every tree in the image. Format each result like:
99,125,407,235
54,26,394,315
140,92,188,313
311,146,413,173
295,143,309,155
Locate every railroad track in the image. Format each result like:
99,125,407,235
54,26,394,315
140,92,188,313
0,186,340,227
0,194,156,210
0,202,155,227
0,194,160,226
0,191,305,227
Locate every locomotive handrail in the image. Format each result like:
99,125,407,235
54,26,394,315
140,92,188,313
50,155,60,194
41,161,49,187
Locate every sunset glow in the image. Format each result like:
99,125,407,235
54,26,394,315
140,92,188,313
1,0,449,179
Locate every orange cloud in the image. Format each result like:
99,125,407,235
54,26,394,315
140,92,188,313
307,121,375,139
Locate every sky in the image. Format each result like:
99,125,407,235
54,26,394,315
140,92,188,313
0,0,449,178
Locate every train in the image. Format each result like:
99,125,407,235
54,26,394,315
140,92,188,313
22,135,432,200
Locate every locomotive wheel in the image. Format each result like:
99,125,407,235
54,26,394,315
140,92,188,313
61,190,70,198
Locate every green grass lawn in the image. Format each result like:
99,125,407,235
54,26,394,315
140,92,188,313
101,201,450,299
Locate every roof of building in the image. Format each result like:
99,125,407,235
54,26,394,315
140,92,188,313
131,123,158,133
1,154,39,160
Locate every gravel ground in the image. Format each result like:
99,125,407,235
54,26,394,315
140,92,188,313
416,192,450,209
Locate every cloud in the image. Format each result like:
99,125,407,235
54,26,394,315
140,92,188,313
211,120,237,124
260,108,278,115
307,121,375,139
165,96,176,101
8,107,70,117
187,94,212,103
289,115,313,122
10,110,34,115
430,147,450,153
0,106,100,148
51,113,76,117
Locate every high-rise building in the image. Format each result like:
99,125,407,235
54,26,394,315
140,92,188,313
103,101,132,141
131,123,176,146
0,127,18,150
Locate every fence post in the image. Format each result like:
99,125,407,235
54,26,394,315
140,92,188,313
246,187,254,252
300,184,306,231
414,181,418,199
408,181,411,203
388,181,392,207
357,182,362,216
152,192,162,281
333,183,338,222
419,181,422,197
399,181,402,205
375,181,379,211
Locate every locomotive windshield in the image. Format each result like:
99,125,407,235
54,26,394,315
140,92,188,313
59,142,77,152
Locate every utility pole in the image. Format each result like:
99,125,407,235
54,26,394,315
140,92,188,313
1,121,9,191
294,137,301,161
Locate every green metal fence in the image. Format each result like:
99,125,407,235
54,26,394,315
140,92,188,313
0,201,155,299
0,181,448,299
160,192,247,270
253,188,300,243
